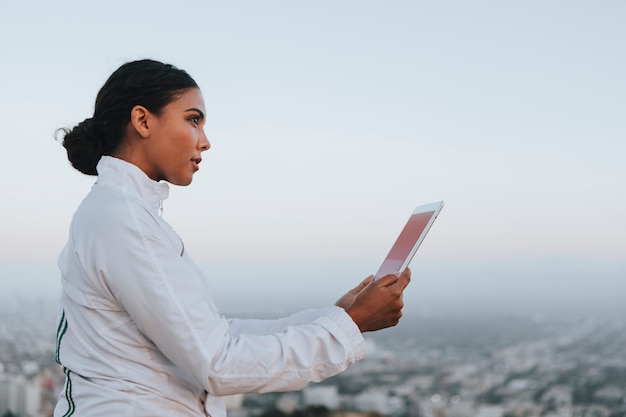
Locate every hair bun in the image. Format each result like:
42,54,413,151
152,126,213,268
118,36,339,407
60,118,102,176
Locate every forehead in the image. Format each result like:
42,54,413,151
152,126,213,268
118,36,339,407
166,88,205,112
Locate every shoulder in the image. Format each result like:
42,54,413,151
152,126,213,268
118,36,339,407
71,184,160,243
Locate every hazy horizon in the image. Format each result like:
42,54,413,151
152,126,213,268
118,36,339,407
3,255,624,320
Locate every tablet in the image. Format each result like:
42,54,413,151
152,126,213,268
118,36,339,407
373,201,444,281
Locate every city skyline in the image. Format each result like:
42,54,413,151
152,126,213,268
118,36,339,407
2,298,625,417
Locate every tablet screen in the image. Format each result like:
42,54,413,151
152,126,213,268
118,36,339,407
373,208,438,280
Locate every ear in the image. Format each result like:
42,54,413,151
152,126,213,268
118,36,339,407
129,105,152,139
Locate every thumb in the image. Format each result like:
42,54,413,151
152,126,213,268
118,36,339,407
352,275,374,292
374,272,401,287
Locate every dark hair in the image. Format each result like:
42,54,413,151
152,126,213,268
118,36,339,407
58,59,198,175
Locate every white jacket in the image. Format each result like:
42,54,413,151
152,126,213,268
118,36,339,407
54,156,366,417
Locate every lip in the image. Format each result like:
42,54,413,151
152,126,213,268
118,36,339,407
191,157,202,171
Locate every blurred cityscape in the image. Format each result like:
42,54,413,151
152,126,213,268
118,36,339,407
1,296,625,417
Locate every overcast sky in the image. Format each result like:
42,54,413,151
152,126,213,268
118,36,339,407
0,1,624,317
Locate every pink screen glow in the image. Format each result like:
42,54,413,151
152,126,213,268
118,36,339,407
374,211,435,280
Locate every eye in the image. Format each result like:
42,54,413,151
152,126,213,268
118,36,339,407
189,116,200,125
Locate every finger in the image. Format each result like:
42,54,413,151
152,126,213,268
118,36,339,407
403,267,411,279
376,273,401,288
350,275,373,293
396,268,411,289
360,275,374,287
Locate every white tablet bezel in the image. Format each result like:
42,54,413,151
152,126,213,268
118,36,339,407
373,201,444,281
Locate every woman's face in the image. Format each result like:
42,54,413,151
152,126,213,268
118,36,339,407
143,88,210,186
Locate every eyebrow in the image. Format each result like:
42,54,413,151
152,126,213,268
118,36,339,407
184,107,205,119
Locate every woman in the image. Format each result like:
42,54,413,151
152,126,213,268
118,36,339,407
55,59,410,417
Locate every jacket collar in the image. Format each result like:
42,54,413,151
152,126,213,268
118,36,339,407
95,156,170,215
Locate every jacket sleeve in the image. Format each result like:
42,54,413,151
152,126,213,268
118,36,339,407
86,199,367,396
227,309,334,336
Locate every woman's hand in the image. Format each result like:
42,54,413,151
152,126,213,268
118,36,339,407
341,268,411,333
335,275,374,309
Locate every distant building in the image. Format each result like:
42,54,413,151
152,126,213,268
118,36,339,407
0,375,9,414
541,385,572,408
304,386,341,410
354,389,388,414
21,361,39,377
352,389,405,415
276,393,300,414
593,385,624,406
474,405,504,417
224,393,245,410
0,374,42,417
444,400,475,417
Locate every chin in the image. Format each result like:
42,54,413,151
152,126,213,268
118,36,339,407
170,176,194,186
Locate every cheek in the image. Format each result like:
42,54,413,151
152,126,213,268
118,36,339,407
178,128,198,148
168,130,194,155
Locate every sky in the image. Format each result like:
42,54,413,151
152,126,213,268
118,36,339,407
0,1,624,317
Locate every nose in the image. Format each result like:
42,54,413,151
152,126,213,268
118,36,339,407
199,130,211,151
